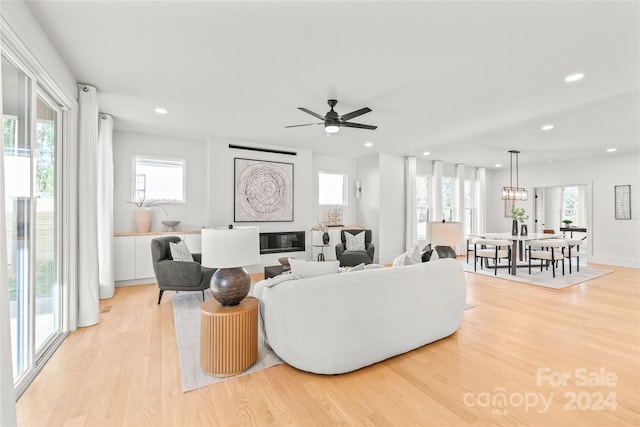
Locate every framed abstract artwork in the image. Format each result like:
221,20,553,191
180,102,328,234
614,185,631,220
234,158,294,222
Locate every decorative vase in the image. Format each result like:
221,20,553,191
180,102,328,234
322,231,330,245
521,224,528,236
134,207,152,233
512,219,518,236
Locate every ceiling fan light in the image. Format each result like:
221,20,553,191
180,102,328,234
325,124,340,134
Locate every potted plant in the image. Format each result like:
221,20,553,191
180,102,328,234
562,219,574,227
130,196,166,233
511,206,529,236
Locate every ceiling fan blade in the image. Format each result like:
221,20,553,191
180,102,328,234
298,107,325,121
341,122,377,130
340,107,372,122
285,123,323,128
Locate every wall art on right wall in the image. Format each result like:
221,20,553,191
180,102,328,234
614,185,631,220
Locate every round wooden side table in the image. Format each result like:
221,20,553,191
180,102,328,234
200,297,258,377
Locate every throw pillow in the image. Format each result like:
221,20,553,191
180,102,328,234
392,252,406,267
289,258,340,278
430,248,440,261
169,240,193,262
421,249,434,262
345,231,366,251
404,246,422,265
263,273,302,288
346,263,365,272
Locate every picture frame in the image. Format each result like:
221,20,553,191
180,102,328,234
234,158,294,222
614,185,631,220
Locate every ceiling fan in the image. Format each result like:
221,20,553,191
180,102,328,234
285,99,377,133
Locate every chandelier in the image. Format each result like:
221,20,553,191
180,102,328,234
501,150,528,201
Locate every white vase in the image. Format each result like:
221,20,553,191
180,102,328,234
134,207,152,233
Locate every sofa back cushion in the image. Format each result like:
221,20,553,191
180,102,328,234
289,258,340,278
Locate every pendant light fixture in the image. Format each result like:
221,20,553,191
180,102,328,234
501,150,528,201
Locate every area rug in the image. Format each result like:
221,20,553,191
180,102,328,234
462,260,612,289
172,291,283,392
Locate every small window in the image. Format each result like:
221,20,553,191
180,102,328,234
133,156,185,203
318,172,347,205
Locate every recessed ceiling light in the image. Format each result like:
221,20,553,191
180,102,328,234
495,163,502,168
364,142,373,147
541,124,554,131
606,148,617,152
422,151,430,156
564,73,585,83
154,107,168,114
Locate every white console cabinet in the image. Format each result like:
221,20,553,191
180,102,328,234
114,231,202,285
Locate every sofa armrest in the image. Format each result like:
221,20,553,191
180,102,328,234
155,260,202,287
335,243,346,259
366,243,375,260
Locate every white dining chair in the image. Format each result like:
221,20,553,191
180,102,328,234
527,239,568,278
563,237,586,273
472,238,511,275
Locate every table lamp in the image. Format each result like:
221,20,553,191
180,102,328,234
201,225,260,306
429,221,464,258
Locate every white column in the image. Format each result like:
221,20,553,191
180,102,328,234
97,114,115,299
405,156,417,251
454,163,466,254
77,85,100,327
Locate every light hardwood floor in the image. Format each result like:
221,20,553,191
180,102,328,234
17,263,640,426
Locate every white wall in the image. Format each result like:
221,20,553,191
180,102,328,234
1,0,76,101
112,130,209,232
207,140,313,269
378,154,406,264
487,152,640,267
356,155,380,261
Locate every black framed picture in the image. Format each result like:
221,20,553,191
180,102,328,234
234,158,294,222
614,185,631,220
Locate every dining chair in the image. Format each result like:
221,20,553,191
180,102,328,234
472,238,511,275
563,237,586,273
527,239,567,278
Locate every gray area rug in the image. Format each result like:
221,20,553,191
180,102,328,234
462,260,612,289
172,290,283,392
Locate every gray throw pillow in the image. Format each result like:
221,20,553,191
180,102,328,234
169,240,194,262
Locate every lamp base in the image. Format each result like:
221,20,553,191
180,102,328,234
210,267,250,306
434,245,457,259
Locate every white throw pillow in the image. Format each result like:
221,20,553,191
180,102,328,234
289,258,340,278
345,231,366,251
169,240,193,262
404,246,422,265
346,263,366,272
430,248,440,261
392,252,406,267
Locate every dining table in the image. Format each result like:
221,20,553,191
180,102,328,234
469,232,563,275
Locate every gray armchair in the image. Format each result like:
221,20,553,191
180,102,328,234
335,229,375,266
151,236,216,304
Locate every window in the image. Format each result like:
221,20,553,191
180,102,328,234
442,177,452,222
562,186,579,223
318,172,347,205
133,157,185,203
416,175,430,240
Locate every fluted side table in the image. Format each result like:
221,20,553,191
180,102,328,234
200,297,258,377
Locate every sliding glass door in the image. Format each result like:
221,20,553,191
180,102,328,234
2,52,63,389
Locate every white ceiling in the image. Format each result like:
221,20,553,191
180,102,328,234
26,1,640,168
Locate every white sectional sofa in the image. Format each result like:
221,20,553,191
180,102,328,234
253,259,467,374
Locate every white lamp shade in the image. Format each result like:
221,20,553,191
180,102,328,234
201,227,260,268
429,221,464,246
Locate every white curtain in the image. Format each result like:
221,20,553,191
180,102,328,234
405,156,417,251
0,49,18,427
77,85,100,327
454,164,466,254
97,114,114,299
431,160,443,222
475,167,487,234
